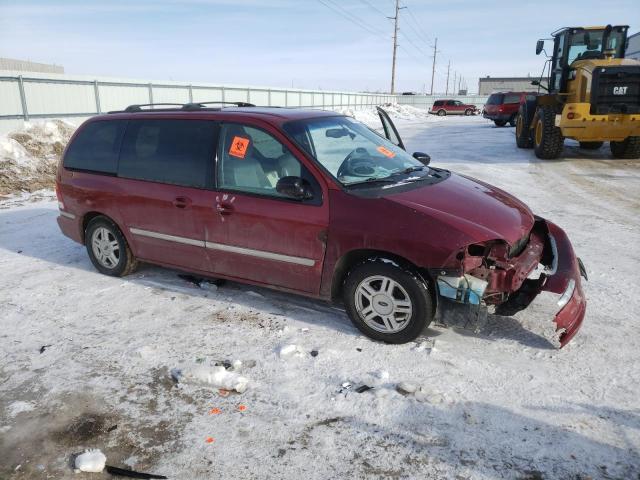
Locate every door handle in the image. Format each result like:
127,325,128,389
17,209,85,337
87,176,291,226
173,196,192,209
216,203,234,215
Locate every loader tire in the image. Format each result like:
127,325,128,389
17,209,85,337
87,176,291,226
533,106,564,159
515,109,533,149
579,141,603,150
610,137,640,159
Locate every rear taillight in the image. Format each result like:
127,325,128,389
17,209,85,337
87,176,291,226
55,183,64,210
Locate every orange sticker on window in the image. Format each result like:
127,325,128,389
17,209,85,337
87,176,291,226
377,146,396,158
229,136,250,159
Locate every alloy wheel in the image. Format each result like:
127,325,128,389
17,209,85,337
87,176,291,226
354,275,413,333
91,227,120,269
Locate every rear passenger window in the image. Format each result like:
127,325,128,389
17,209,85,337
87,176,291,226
118,119,217,188
504,94,521,104
64,120,126,174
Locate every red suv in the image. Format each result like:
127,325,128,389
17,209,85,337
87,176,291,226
429,100,478,116
483,92,537,127
56,103,586,346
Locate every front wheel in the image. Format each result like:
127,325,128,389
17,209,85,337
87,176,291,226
533,106,564,159
464,109,473,116
343,260,434,344
85,216,138,277
610,137,640,159
509,115,517,127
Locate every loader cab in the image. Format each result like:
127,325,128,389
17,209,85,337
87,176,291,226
543,25,629,94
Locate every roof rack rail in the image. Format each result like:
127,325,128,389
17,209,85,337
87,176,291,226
182,101,255,110
123,103,185,112
108,101,256,114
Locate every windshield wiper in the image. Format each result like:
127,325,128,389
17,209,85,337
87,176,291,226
396,165,425,174
344,177,400,187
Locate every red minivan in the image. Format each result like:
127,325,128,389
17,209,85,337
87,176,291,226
56,103,586,346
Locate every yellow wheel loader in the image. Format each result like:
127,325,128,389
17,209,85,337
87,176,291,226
516,25,640,159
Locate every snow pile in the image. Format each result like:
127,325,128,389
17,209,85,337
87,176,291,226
74,449,106,473
0,120,75,194
171,365,249,393
335,103,433,130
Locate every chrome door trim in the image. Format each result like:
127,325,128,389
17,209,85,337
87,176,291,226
205,241,315,267
129,227,205,247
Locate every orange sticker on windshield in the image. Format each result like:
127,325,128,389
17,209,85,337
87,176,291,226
229,136,250,158
377,146,396,158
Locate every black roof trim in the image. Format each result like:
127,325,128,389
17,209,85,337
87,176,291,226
108,101,256,114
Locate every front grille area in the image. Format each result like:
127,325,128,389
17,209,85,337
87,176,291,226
590,66,640,115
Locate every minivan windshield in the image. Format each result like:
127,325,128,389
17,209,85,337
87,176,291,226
283,116,428,186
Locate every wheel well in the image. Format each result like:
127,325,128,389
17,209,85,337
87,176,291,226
81,212,108,243
330,249,436,304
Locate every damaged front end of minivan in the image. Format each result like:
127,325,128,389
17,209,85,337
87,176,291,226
434,218,587,347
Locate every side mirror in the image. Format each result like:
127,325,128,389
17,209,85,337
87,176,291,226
536,39,544,55
276,176,313,200
531,80,540,86
412,152,431,165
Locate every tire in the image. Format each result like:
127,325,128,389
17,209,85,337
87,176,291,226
533,106,564,159
579,141,603,150
85,216,137,277
437,109,446,116
516,103,534,149
494,120,507,127
464,109,472,116
509,115,517,127
343,259,434,344
610,137,640,159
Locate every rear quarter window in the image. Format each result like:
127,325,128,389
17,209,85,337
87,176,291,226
118,119,217,188
433,101,443,106
63,120,126,174
486,94,504,105
503,94,521,104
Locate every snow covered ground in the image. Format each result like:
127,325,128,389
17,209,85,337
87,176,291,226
1,110,639,479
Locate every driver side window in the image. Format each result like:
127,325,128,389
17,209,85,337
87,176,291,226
217,124,303,198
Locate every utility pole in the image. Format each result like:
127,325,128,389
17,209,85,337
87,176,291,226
453,71,456,95
445,60,450,95
430,37,438,95
389,0,405,94
458,76,462,94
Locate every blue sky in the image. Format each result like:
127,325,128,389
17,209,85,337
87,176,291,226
1,0,638,93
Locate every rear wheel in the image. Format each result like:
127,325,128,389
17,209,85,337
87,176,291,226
494,120,507,127
579,141,603,150
533,106,564,159
437,109,446,116
343,259,433,344
85,216,137,277
509,115,517,127
610,137,640,159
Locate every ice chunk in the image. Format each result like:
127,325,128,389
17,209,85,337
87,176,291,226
74,449,106,473
171,365,249,393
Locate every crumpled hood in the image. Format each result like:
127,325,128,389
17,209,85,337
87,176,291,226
386,172,535,246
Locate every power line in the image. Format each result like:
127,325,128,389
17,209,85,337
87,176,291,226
356,0,389,18
404,5,434,44
398,29,429,57
316,0,386,38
